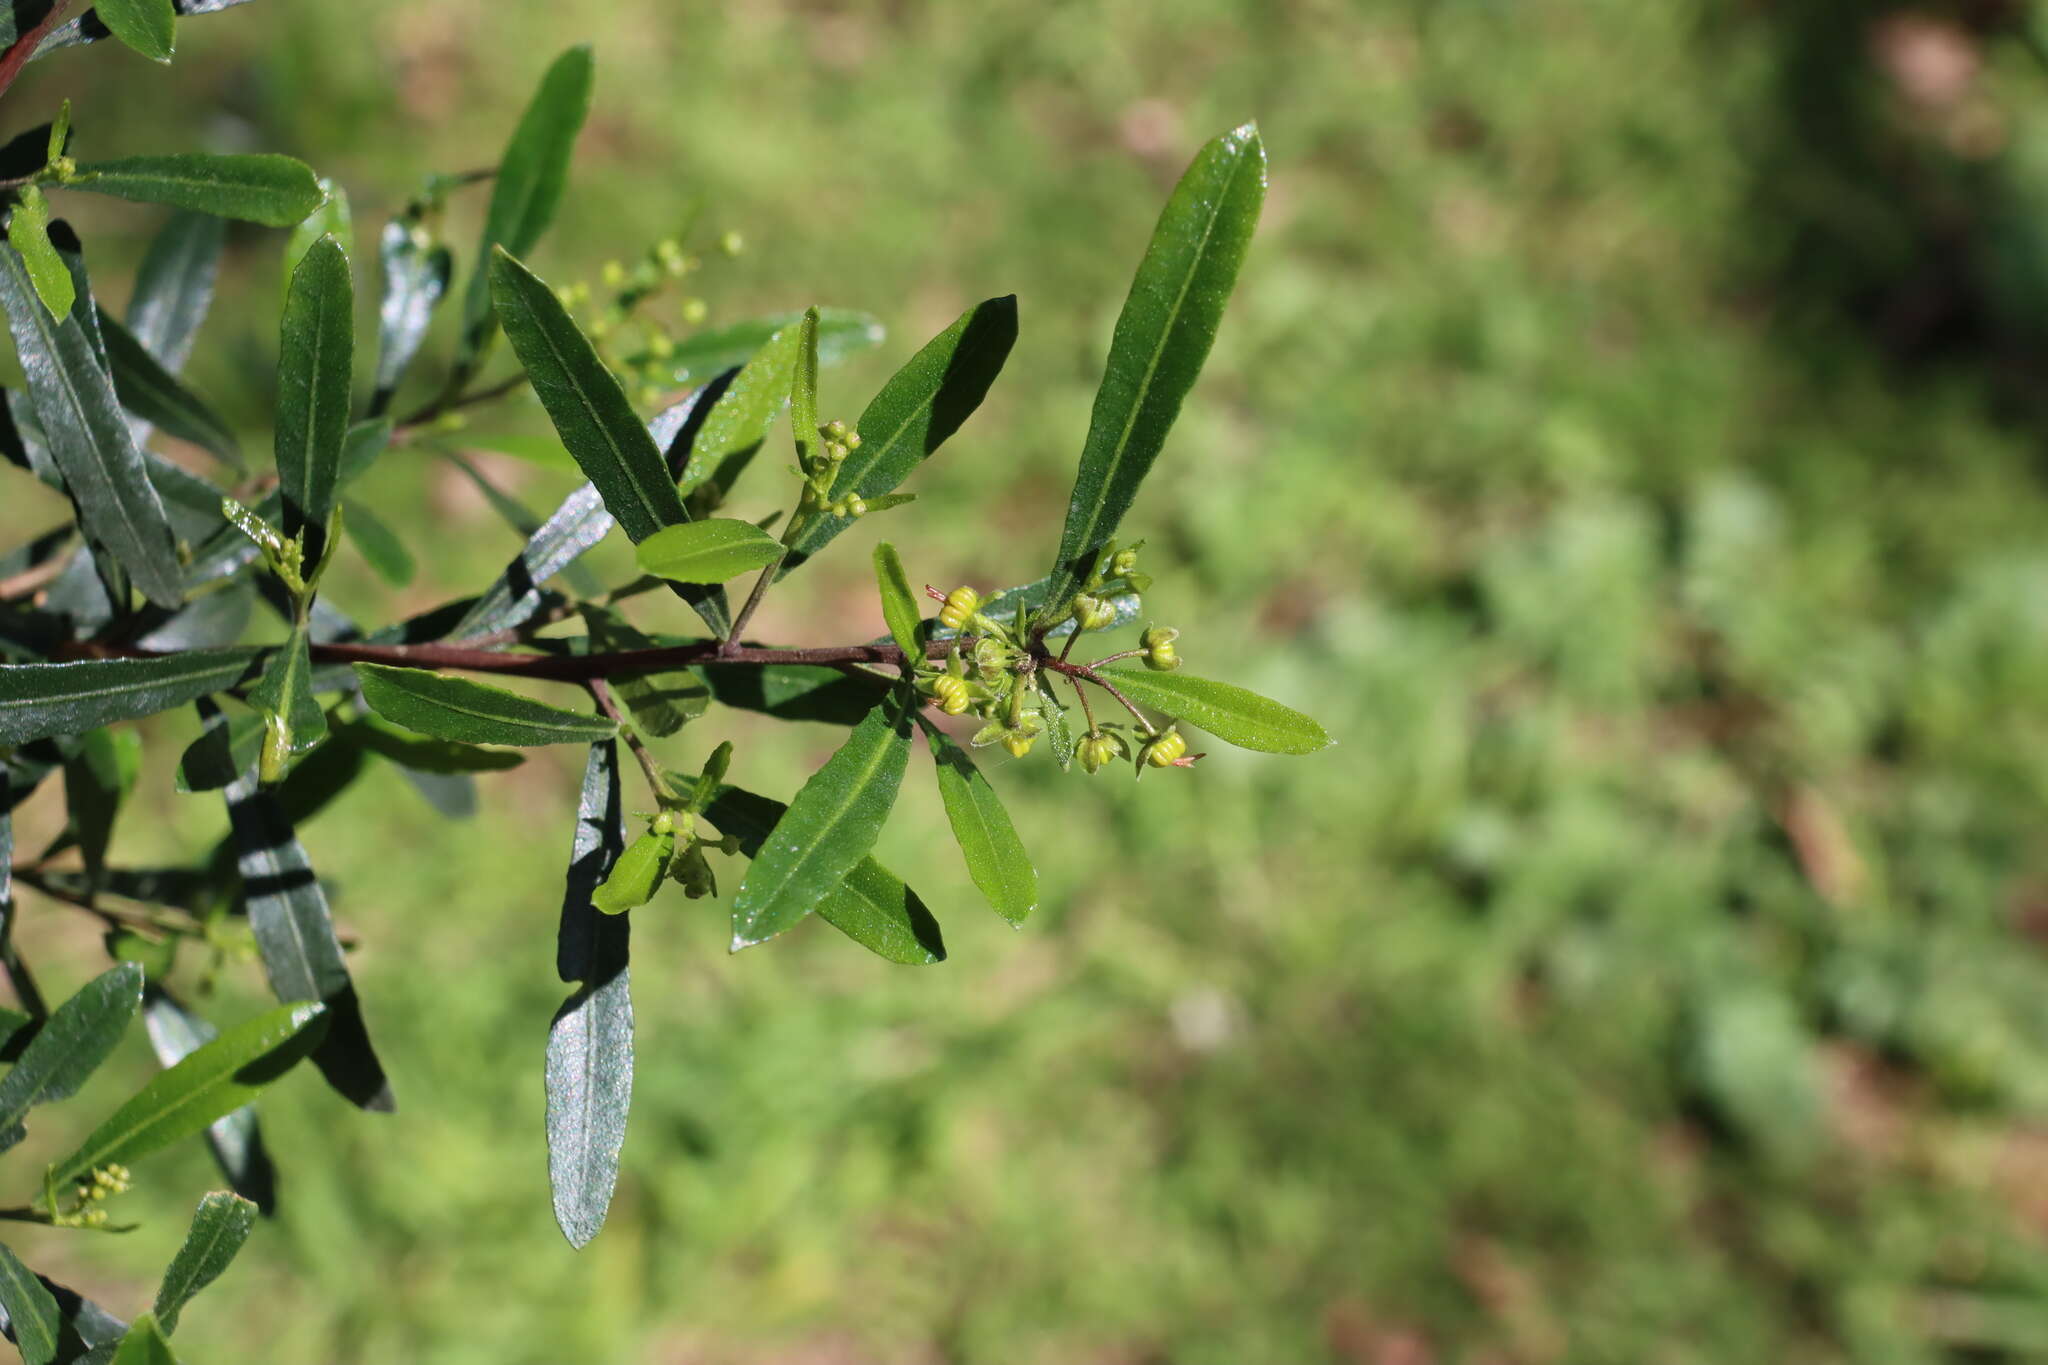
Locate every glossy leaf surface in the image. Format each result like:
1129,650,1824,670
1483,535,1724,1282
152,1193,256,1334
0,1243,57,1365
590,830,670,915
107,1313,173,1365
355,663,616,746
730,696,913,949
1095,667,1330,754
925,722,1036,924
782,296,1017,574
126,210,222,371
93,0,175,61
274,235,353,555
0,235,184,606
547,741,631,1248
7,187,72,318
679,320,801,504
99,310,239,465
0,651,261,746
1043,124,1266,613
246,625,326,774
705,786,943,964
372,216,450,409
68,154,323,225
281,179,350,291
142,992,275,1212
635,519,783,584
49,1002,325,1188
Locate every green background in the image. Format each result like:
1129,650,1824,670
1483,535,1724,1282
8,1,2048,1360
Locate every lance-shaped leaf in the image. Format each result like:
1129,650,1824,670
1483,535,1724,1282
0,1243,58,1365
282,180,349,292
1043,125,1266,615
635,519,783,584
1095,668,1330,754
354,663,615,746
247,625,326,777
127,210,222,371
873,543,922,659
0,650,260,746
99,311,238,466
143,993,275,1213
790,307,821,470
32,0,249,60
679,321,802,505
341,498,414,587
704,786,943,964
108,1314,173,1365
274,235,353,561
151,1193,255,1335
547,741,631,1247
923,722,1036,925
0,1270,125,1365
337,715,525,774
698,662,877,726
0,964,143,1130
49,1001,326,1189
8,187,72,319
0,234,184,607
222,755,392,1112
372,215,451,410
662,308,882,385
453,385,724,639
783,296,1017,574
66,154,323,225
93,0,175,61
460,45,593,364
731,695,914,949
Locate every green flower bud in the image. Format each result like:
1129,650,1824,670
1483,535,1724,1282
1112,547,1140,576
1079,730,1125,774
1139,727,1188,769
719,230,745,256
1142,625,1181,671
1002,732,1036,759
1070,594,1116,632
601,259,627,288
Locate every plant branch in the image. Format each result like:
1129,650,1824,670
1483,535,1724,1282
1042,657,1157,735
721,549,787,657
588,679,669,800
0,0,76,105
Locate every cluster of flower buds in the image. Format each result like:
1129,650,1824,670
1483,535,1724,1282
1075,722,1198,778
54,1164,132,1228
796,420,871,518
551,224,744,408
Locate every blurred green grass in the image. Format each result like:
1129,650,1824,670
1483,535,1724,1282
7,1,2048,1361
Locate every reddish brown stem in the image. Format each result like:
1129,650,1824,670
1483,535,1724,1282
0,1,76,104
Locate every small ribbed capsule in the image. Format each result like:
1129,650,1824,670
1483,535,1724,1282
938,586,980,631
1142,625,1181,672
1002,732,1036,759
1141,728,1188,768
1071,594,1116,632
1112,547,1140,576
1078,730,1125,774
932,675,972,716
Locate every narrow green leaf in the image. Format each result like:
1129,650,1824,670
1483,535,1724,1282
661,308,883,386
0,233,184,607
341,498,415,587
704,785,944,964
108,1312,175,1365
789,306,820,473
281,179,350,293
246,625,327,775
635,519,783,584
678,322,802,505
92,0,175,61
0,964,143,1130
547,741,632,1248
335,417,392,490
1041,683,1077,772
151,1193,255,1335
354,663,616,746
67,154,324,226
127,211,223,371
487,248,686,539
175,703,261,793
220,740,393,1112
49,1002,325,1190
697,662,877,726
372,215,451,410
7,188,72,319
730,695,914,949
142,991,275,1213
873,543,922,660
923,722,1037,925
1095,667,1330,754
782,296,1017,574
99,310,240,466
452,481,608,638
1043,124,1266,614
461,45,594,364
590,830,670,915
0,1271,126,1363
335,715,526,774
0,1243,59,1365
274,235,353,560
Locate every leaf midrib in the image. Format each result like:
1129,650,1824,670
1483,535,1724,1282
738,723,901,935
